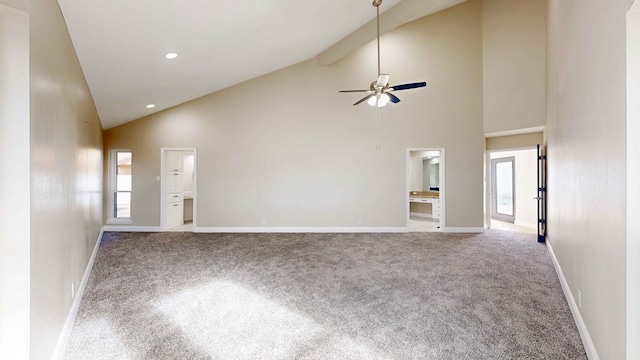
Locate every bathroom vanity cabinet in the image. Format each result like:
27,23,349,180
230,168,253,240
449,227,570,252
164,152,185,228
409,196,441,219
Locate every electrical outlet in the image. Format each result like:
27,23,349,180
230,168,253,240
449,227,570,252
358,218,363,225
577,289,582,308
72,282,75,299
261,219,266,225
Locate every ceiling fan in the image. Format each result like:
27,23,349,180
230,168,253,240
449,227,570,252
339,0,427,107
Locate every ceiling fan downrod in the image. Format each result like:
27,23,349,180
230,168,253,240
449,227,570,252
337,0,427,107
373,0,382,77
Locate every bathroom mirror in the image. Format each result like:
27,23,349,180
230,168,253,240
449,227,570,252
420,157,440,190
430,163,439,189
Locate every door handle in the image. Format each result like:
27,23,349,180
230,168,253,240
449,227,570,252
533,196,542,200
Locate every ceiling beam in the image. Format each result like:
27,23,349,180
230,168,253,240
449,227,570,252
315,0,466,66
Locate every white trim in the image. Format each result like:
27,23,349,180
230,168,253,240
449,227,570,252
546,240,599,360
102,225,161,232
484,126,545,138
443,227,485,233
52,229,104,360
194,227,408,233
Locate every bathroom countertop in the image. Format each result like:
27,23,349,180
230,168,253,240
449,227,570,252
409,191,440,199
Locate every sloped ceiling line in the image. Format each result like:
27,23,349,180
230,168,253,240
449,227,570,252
57,0,464,129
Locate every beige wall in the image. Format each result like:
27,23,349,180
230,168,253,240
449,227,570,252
104,0,485,231
0,3,30,358
486,132,543,151
627,2,640,358
546,0,630,358
483,0,546,134
0,0,27,11
27,0,104,359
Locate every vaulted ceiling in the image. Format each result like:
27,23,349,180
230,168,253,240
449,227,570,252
57,0,465,129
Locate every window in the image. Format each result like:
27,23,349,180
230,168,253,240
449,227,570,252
109,150,132,223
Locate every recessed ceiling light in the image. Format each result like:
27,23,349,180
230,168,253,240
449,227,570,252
146,104,155,109
164,53,178,59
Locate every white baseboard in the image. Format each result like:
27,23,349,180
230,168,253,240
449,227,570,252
52,228,104,360
102,225,161,232
102,225,485,234
194,227,408,233
546,240,599,360
443,227,485,233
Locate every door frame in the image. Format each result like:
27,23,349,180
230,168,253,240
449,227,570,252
485,146,539,229
405,148,445,232
160,147,197,231
490,156,516,222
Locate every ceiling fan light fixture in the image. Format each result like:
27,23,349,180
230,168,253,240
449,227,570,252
378,93,390,107
368,93,391,107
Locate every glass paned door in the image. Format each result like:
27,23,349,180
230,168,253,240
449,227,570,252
115,151,132,218
491,156,515,222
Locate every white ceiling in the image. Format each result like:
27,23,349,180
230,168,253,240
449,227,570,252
57,0,461,129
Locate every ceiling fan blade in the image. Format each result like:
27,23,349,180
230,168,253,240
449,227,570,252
389,82,427,91
353,94,374,106
387,93,401,104
377,74,390,88
339,89,372,93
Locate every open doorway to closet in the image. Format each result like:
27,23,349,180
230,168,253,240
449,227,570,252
161,148,196,232
406,148,445,232
488,148,537,234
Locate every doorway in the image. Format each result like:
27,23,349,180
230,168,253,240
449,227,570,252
491,156,515,222
160,148,197,232
406,148,445,232
488,148,537,234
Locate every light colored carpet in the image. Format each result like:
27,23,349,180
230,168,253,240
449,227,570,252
64,230,586,359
